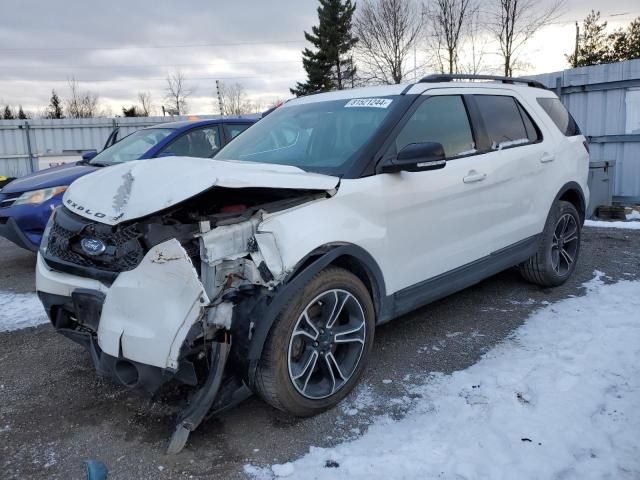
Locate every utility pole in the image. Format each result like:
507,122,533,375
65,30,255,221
350,56,355,88
414,6,426,81
215,80,224,116
573,21,580,68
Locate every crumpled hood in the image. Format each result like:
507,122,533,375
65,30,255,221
63,156,340,225
2,162,98,194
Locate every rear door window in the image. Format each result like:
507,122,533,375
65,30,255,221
390,95,476,159
223,123,251,141
475,95,540,150
160,127,222,158
537,97,581,136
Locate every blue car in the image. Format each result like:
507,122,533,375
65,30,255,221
0,118,255,251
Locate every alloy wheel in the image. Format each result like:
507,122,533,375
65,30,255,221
287,289,366,400
551,213,579,275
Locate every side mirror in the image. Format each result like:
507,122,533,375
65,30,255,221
381,142,446,173
82,150,98,161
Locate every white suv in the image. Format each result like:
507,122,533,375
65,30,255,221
35,75,589,452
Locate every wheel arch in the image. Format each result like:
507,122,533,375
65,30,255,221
554,182,586,225
238,243,387,388
285,243,387,314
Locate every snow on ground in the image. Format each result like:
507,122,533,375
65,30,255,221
627,210,640,221
0,290,48,332
246,273,640,479
585,219,640,230
585,210,640,230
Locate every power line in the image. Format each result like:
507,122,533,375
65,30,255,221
546,11,636,25
474,9,638,26
0,74,297,83
2,9,637,54
1,60,301,70
0,39,305,52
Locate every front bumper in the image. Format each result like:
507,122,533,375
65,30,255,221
40,291,183,392
36,245,250,453
0,216,39,251
36,238,209,372
0,198,62,251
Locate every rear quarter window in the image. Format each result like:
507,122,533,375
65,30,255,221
537,98,581,136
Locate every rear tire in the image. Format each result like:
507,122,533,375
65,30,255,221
520,200,581,287
255,267,375,417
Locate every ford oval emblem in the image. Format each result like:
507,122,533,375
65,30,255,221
81,237,106,256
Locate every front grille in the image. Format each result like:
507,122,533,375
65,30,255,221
45,208,145,274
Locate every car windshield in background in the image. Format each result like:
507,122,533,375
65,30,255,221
90,128,173,166
216,97,400,175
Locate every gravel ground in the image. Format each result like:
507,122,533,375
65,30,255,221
0,227,639,480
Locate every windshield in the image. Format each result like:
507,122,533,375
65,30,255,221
90,128,173,166
216,96,399,174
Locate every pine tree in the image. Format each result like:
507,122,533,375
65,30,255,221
46,89,64,119
609,17,640,62
291,0,358,96
17,105,28,119
122,105,140,117
3,105,15,120
567,11,610,67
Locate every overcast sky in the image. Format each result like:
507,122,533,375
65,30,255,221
0,0,638,116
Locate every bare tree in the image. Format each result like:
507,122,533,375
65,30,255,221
217,81,246,115
137,91,153,116
267,97,286,109
217,81,265,115
487,0,564,76
457,6,489,74
354,0,423,84
425,0,476,74
66,78,82,118
66,77,100,118
247,98,265,114
164,70,193,115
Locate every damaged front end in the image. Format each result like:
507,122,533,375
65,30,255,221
36,164,335,453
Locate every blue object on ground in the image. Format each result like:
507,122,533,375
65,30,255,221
85,459,108,480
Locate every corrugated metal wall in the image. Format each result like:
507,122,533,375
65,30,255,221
0,115,223,177
529,59,640,198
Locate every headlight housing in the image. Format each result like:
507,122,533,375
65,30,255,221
39,207,59,255
13,186,67,206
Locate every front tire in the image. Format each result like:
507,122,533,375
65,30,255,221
520,200,581,287
255,267,375,417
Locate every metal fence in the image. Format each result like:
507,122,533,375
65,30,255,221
0,115,222,177
4,63,640,198
529,59,640,201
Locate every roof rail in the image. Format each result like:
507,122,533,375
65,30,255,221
419,74,547,90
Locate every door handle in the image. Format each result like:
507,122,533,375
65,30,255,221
463,170,487,184
540,152,555,163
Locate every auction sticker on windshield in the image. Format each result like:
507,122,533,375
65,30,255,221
345,98,392,108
